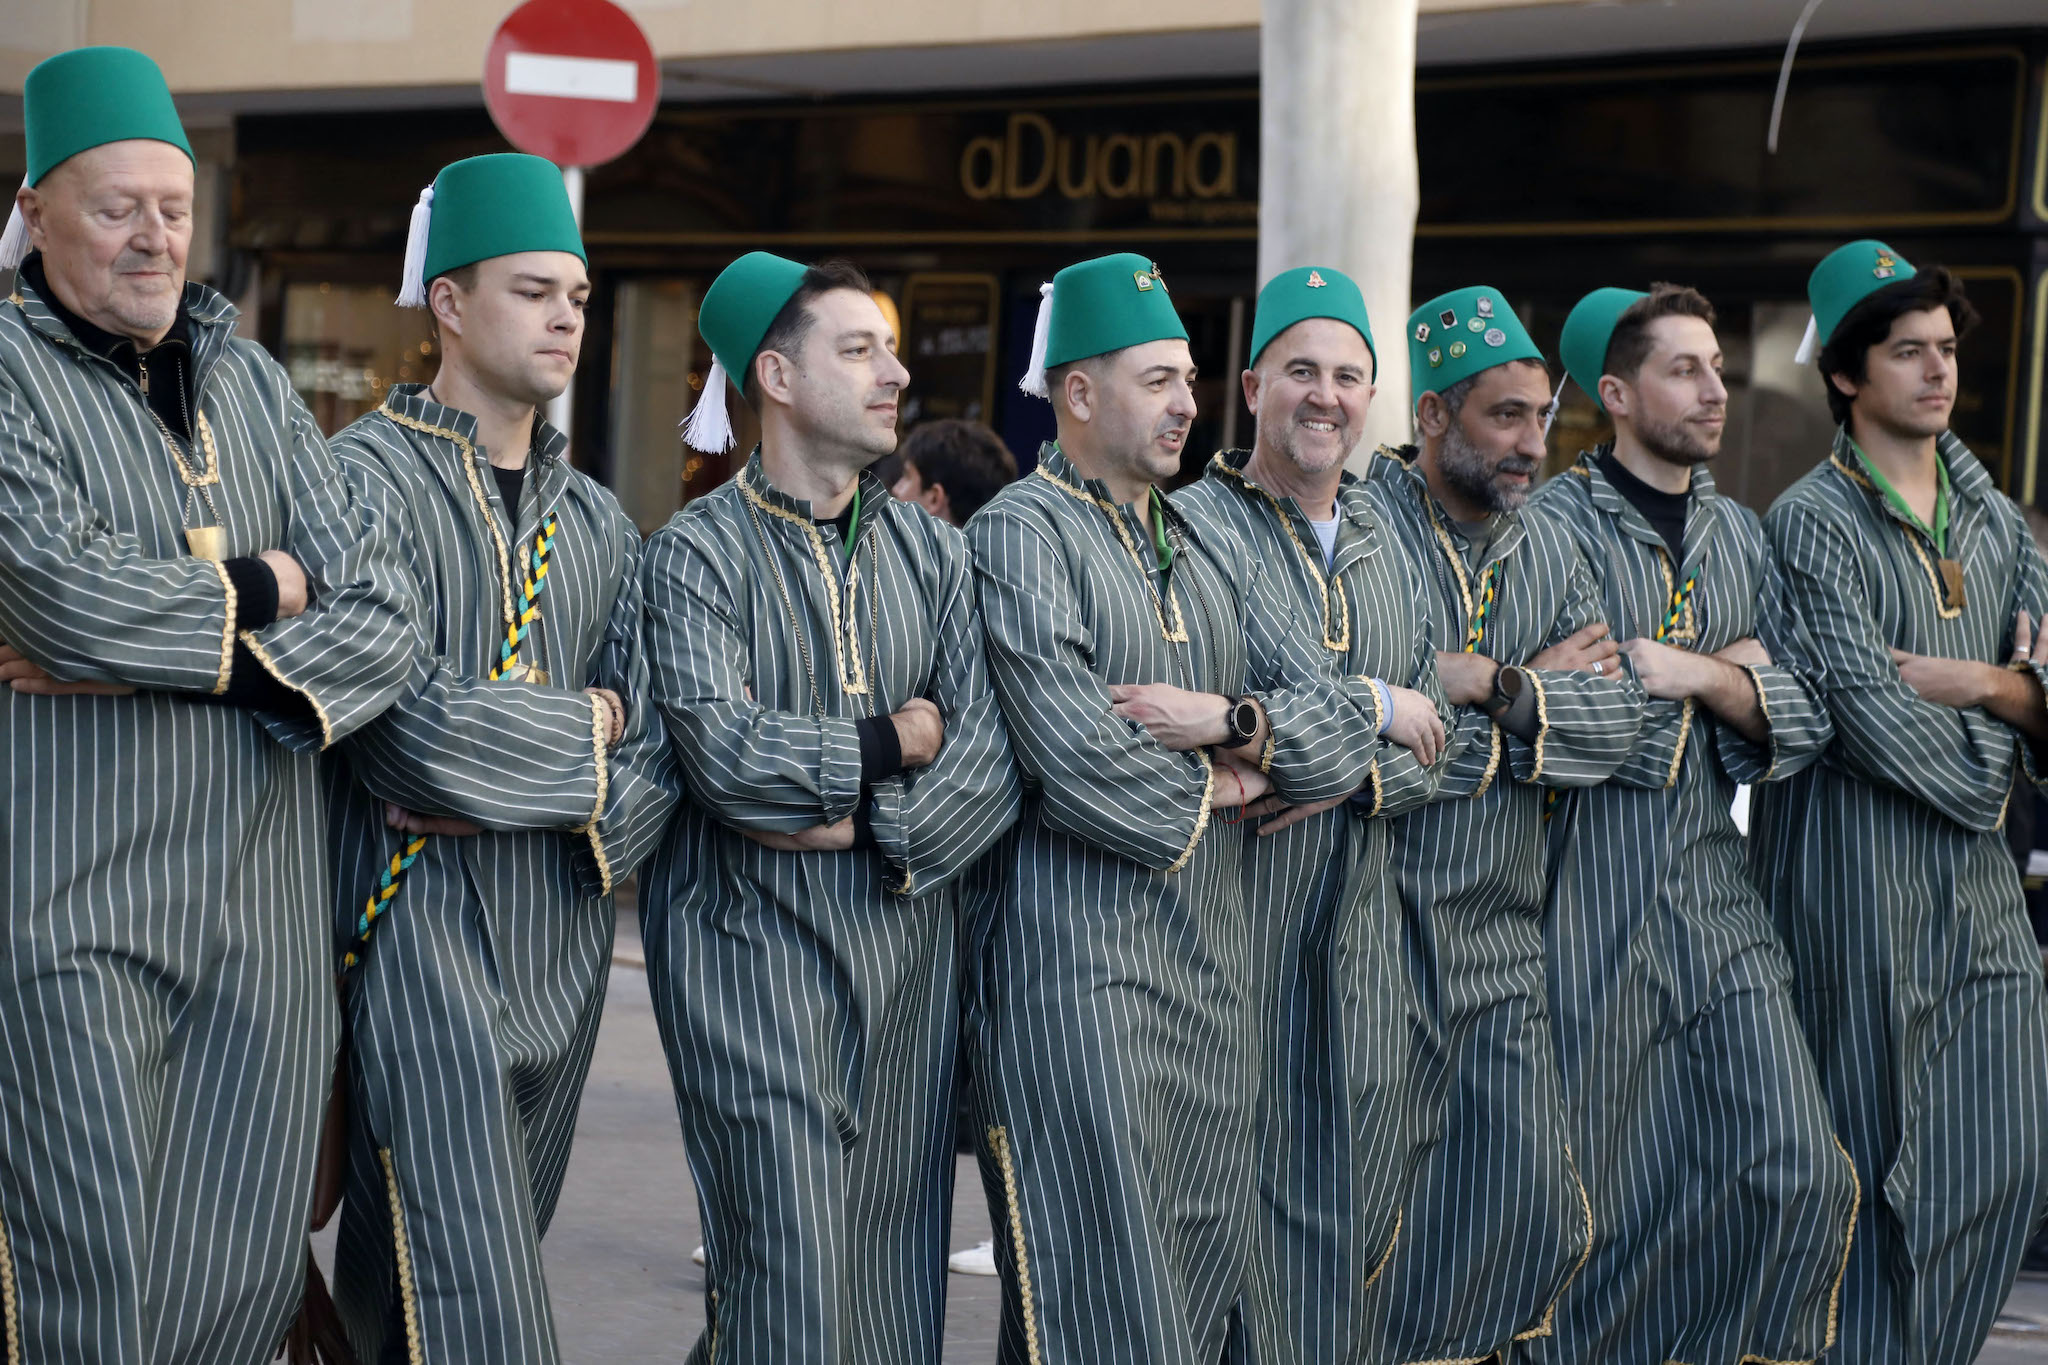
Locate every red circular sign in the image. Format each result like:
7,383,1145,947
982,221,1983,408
483,0,658,169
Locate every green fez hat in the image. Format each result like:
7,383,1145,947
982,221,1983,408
682,251,812,452
1249,266,1377,378
1407,285,1544,397
395,154,586,308
3,47,195,272
1559,287,1647,414
24,47,193,186
1797,238,1916,364
1020,252,1189,398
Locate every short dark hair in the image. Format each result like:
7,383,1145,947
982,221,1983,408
900,419,1019,524
1816,266,1979,426
1044,347,1126,402
751,259,876,394
1604,283,1716,385
1437,357,1549,416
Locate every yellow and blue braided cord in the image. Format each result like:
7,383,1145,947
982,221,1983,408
344,511,559,975
492,514,559,681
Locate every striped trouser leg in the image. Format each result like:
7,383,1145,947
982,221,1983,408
1665,972,1858,1365
0,924,329,1364
1889,964,2048,1365
647,910,956,1365
332,941,573,1365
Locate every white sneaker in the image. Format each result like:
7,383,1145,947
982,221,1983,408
691,1245,706,1266
948,1240,998,1276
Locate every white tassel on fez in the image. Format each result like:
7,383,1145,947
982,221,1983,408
1017,281,1055,398
1793,314,1819,366
394,186,435,308
681,357,734,453
0,182,33,273
1543,372,1569,439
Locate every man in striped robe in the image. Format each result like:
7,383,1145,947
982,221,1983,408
1171,266,1448,1365
642,251,1019,1364
965,253,1383,1365
1751,241,2048,1365
1362,286,1644,1365
0,47,415,1363
1524,282,1857,1365
321,154,675,1364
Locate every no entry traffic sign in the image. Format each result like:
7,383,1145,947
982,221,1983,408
483,0,658,169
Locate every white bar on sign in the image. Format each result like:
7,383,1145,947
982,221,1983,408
504,52,638,103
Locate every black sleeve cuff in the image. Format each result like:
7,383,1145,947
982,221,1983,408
856,714,905,785
853,797,878,850
192,641,315,720
223,556,280,633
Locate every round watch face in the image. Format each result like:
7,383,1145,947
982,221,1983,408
1232,700,1259,742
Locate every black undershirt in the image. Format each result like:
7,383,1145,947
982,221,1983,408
493,463,526,528
816,502,891,850
1600,451,1689,562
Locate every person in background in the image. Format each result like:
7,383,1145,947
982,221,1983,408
892,416,1019,527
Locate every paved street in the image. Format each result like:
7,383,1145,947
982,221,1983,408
321,904,2048,1362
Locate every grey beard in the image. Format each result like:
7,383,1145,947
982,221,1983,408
1438,421,1531,514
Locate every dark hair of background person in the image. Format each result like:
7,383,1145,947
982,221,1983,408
900,419,1020,524
753,259,878,394
1816,267,1979,427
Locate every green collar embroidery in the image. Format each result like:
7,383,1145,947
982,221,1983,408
1850,437,1949,555
1149,487,1174,573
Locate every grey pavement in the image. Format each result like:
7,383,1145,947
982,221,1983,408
325,901,2048,1362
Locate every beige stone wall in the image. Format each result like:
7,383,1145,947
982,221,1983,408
0,0,1558,94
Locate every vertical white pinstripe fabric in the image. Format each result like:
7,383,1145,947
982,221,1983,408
322,388,676,1364
963,443,1381,1365
0,277,416,1362
1751,429,2048,1365
1525,450,1857,1365
638,451,1019,1364
1360,447,1640,1365
1175,449,1449,1365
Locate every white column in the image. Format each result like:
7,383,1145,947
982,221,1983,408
547,164,586,441
1259,0,1420,463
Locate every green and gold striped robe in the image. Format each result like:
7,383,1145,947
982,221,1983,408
1173,449,1449,1365
0,275,415,1363
639,452,1019,1365
323,386,676,1364
1750,429,2048,1365
965,443,1382,1365
1362,446,1640,1365
1526,450,1857,1365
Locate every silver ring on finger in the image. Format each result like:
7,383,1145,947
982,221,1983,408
1593,660,1604,675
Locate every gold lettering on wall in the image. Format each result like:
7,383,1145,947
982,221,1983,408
960,112,1241,202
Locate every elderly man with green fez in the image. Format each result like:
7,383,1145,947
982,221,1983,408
964,252,1383,1364
318,152,676,1364
0,45,416,1364
1749,240,2048,1365
1519,282,1856,1365
1168,264,1449,1365
1359,285,1643,1365
640,249,1018,1364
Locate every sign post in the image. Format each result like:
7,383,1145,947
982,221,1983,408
482,0,657,440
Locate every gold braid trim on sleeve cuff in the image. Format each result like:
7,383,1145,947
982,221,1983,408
1525,669,1552,782
577,692,615,896
211,561,236,696
235,630,333,748
1364,760,1384,818
1741,664,1780,782
1168,750,1216,875
1472,722,1503,799
1663,698,1695,789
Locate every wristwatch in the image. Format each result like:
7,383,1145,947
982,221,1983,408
1222,695,1261,747
1484,664,1523,717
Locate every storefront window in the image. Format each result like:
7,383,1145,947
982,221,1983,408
283,281,435,435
